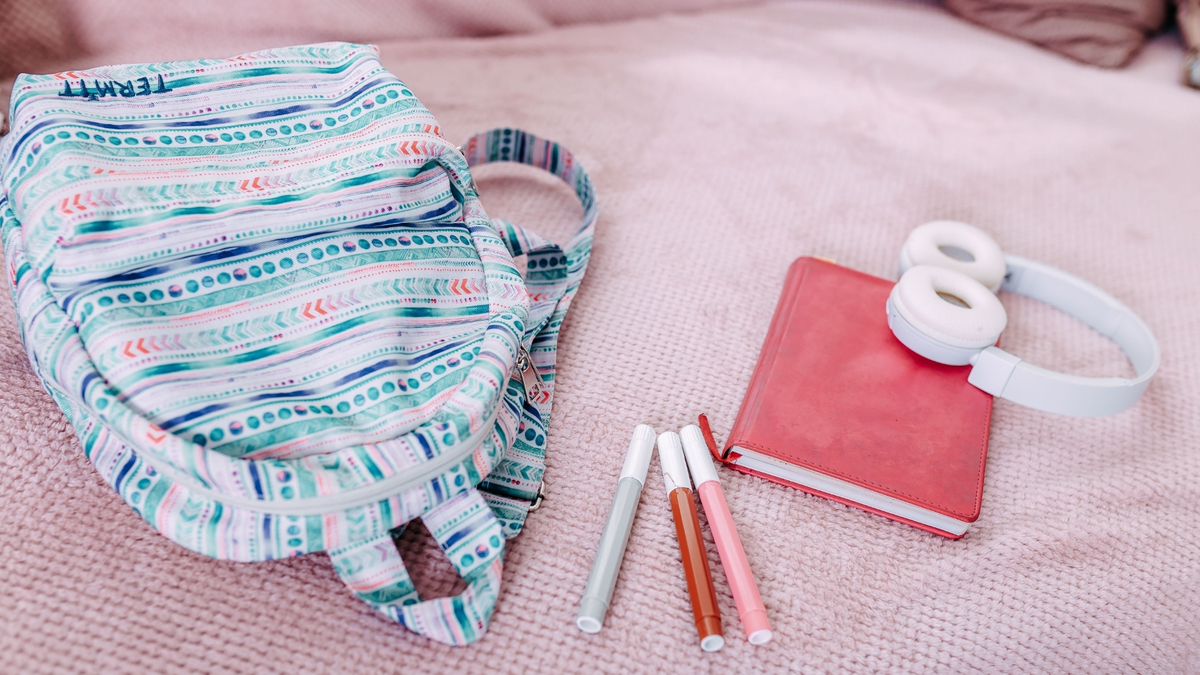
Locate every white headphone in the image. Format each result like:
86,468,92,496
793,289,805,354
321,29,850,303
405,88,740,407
886,221,1160,417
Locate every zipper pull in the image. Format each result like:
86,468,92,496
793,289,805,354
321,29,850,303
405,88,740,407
455,145,479,194
516,346,543,401
516,347,547,514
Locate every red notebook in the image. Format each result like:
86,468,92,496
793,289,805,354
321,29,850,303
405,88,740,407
715,257,993,539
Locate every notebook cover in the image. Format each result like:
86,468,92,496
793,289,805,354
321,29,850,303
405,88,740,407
722,257,992,532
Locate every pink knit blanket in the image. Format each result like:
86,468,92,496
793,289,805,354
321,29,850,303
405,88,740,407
2,1,1198,672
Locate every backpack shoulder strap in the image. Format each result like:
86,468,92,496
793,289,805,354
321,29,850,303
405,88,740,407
463,129,598,534
461,127,598,275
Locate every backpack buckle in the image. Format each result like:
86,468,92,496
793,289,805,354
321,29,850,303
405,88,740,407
527,488,545,513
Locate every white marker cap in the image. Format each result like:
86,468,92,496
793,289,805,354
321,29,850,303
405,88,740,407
619,425,657,485
657,431,692,493
679,425,720,487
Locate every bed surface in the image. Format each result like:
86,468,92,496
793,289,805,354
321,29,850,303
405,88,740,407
2,1,1198,672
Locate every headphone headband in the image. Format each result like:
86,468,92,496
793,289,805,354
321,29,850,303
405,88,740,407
967,255,1160,417
889,221,1160,417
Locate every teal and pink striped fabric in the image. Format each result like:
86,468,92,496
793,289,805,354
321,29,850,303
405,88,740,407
0,42,595,645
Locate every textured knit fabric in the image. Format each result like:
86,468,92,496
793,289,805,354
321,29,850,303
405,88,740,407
0,0,76,80
1,0,1199,672
0,0,771,82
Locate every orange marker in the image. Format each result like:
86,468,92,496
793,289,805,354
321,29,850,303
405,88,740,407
658,431,724,652
681,424,772,645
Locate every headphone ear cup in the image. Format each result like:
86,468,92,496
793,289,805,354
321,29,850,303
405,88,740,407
888,265,1008,364
899,221,1007,292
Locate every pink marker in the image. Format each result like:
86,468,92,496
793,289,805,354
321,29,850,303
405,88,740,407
680,424,773,645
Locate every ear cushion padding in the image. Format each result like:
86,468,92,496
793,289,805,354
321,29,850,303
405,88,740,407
899,220,1007,291
891,265,1008,349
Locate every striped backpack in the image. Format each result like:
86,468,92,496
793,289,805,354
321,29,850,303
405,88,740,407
0,43,595,645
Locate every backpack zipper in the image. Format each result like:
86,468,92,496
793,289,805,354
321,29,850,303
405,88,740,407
143,346,540,517
515,347,544,400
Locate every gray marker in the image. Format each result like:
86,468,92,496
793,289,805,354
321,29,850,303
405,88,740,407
576,424,657,633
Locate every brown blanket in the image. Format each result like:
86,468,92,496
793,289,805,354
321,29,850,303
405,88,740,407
944,0,1167,67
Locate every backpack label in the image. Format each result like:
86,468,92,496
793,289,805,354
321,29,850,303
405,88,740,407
59,74,173,100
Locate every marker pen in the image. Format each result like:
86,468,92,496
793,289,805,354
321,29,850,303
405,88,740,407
681,425,773,645
658,431,724,652
577,424,657,633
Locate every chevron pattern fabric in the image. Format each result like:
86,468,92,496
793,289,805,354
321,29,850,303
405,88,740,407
0,43,595,645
